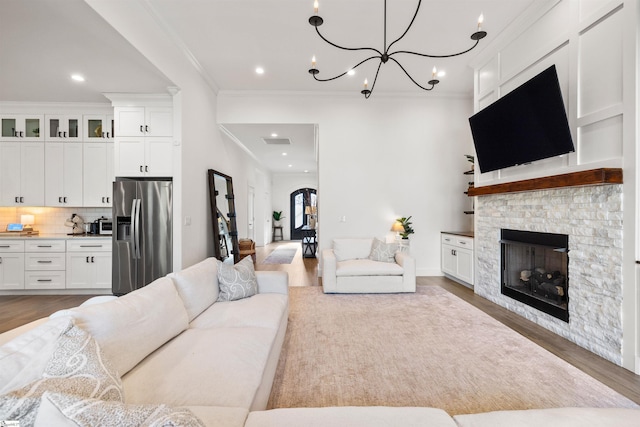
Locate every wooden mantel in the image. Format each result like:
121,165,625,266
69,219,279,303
467,168,623,197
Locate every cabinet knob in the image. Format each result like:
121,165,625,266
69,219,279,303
140,125,144,133
58,131,62,138
59,197,63,203
0,257,2,264
15,197,19,203
20,197,24,203
86,256,90,263
102,197,105,203
63,131,67,138
106,197,110,203
91,256,95,263
63,196,67,203
140,165,144,172
145,125,149,133
145,165,149,172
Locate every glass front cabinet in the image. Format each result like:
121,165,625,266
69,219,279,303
44,115,82,141
0,115,44,141
83,115,114,141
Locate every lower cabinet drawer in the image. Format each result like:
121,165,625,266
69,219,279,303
25,253,66,271
25,271,66,290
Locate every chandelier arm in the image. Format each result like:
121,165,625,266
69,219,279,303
386,0,422,53
315,26,382,56
312,55,382,82
389,38,480,59
389,57,436,91
364,60,384,99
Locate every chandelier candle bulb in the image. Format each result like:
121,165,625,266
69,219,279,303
432,67,437,79
478,13,484,30
314,0,318,14
312,56,316,67
364,79,368,89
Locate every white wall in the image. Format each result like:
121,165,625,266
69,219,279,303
218,93,474,276
271,173,318,241
86,0,271,269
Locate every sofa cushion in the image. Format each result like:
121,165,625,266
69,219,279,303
169,257,219,321
245,406,458,427
369,238,397,263
217,256,259,302
186,406,249,427
67,276,189,376
122,327,277,408
34,392,205,427
0,316,71,394
453,407,640,427
190,293,288,330
0,322,123,426
336,259,404,276
333,238,373,261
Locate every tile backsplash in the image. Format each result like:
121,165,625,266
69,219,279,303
0,207,111,235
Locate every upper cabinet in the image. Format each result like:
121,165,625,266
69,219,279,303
115,107,172,137
44,115,82,142
84,114,114,142
0,142,45,206
0,115,44,142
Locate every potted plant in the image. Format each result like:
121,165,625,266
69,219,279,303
273,211,285,226
396,216,414,239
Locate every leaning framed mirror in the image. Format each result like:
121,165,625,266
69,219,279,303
208,169,239,264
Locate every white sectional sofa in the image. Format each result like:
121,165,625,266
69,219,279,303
322,238,416,293
1,256,638,426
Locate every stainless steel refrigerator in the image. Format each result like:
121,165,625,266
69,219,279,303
112,178,172,295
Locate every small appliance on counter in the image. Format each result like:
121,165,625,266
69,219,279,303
64,213,85,235
97,217,112,235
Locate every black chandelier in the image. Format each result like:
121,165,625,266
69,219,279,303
307,0,487,98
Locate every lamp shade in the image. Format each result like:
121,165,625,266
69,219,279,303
391,221,404,232
21,214,35,225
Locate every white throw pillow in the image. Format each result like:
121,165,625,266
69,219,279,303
368,238,397,263
67,276,189,376
35,392,205,427
333,238,374,261
217,256,258,302
0,322,123,426
0,316,72,394
169,257,220,322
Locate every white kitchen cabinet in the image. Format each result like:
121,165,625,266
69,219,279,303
441,233,474,287
44,115,82,141
0,142,45,206
83,114,114,142
24,240,66,290
66,240,112,289
83,142,114,207
0,114,44,141
45,142,83,206
0,240,25,290
115,107,172,137
115,137,173,177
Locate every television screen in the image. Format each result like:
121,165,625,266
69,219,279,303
468,65,575,173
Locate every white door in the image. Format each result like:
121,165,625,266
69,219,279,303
20,143,45,206
144,137,173,176
114,107,145,137
66,253,93,289
0,142,22,205
145,107,173,136
115,137,145,177
83,143,110,206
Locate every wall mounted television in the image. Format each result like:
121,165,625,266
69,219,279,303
468,65,575,173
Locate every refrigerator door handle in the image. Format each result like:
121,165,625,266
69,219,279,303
134,199,142,260
130,198,138,259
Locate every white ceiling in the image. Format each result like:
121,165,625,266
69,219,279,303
0,0,535,174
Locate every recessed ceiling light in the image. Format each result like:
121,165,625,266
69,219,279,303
437,70,446,78
255,67,265,75
282,152,287,156
288,164,293,168
271,133,278,137
347,69,355,76
71,74,85,82
304,170,309,173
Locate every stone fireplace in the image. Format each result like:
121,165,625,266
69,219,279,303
501,229,569,322
472,173,623,365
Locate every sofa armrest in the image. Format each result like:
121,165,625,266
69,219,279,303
321,248,338,293
256,271,289,295
395,251,416,292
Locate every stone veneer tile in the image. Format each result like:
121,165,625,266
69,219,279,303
475,184,623,365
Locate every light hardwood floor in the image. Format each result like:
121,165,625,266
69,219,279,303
1,241,639,405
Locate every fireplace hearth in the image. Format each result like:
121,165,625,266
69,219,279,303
501,229,569,322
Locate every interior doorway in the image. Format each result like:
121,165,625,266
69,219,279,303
290,188,316,240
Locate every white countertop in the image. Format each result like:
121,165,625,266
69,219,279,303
0,232,111,240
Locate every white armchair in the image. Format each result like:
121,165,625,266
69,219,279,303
322,238,416,294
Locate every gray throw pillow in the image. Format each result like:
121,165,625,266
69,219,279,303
368,238,397,263
217,256,259,301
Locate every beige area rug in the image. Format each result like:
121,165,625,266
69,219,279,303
267,285,639,415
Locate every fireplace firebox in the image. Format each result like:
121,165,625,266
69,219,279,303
501,229,569,322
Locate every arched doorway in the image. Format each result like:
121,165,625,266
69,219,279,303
290,188,316,240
